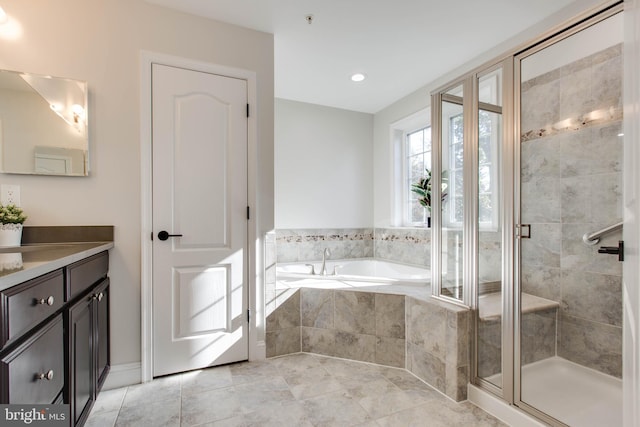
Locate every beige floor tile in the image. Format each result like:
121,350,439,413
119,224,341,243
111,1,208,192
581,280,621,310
86,353,505,427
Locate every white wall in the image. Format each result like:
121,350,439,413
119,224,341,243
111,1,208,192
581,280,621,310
275,98,373,228
0,0,274,369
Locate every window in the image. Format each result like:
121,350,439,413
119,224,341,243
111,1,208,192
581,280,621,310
405,126,432,226
391,108,432,227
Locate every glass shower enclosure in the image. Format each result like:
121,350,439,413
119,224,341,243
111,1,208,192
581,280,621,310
431,3,624,426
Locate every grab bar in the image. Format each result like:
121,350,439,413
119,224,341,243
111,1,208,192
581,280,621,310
582,221,623,246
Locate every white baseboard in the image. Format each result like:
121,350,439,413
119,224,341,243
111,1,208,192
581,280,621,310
467,384,546,427
102,362,141,391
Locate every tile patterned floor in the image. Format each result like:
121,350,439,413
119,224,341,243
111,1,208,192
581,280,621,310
86,353,507,427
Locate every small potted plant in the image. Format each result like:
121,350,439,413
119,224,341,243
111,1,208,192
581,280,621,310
411,168,448,227
0,204,27,247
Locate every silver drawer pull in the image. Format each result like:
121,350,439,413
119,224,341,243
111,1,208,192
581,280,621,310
37,296,55,306
92,292,104,302
37,370,54,381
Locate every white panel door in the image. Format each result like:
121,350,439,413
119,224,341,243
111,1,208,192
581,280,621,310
152,63,248,377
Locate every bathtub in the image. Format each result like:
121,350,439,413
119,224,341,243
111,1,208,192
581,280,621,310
276,258,430,284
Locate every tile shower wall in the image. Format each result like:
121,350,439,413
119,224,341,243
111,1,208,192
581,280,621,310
275,228,431,267
520,43,623,377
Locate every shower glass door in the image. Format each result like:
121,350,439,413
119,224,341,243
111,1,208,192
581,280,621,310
517,10,623,426
476,66,504,389
440,84,465,301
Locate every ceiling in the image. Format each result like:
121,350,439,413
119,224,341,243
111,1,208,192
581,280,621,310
145,0,576,113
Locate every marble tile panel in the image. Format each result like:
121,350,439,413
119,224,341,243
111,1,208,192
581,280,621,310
450,310,470,366
407,299,447,361
265,331,277,358
590,172,622,225
86,410,119,427
559,313,622,377
445,364,468,402
229,360,282,386
521,264,562,301
90,388,126,415
520,177,561,224
181,365,233,396
271,327,301,356
116,397,180,427
375,336,405,368
376,399,507,427
301,326,336,356
560,175,592,223
520,135,562,184
559,64,592,119
561,270,622,327
302,390,372,426
375,293,405,339
283,366,343,400
334,330,377,363
233,377,296,414
407,342,446,395
477,319,502,379
591,53,623,111
521,223,562,268
241,400,314,427
521,308,557,365
121,375,181,406
273,288,300,330
181,386,243,425
269,352,324,375
316,356,385,386
521,79,560,134
344,378,419,419
334,291,376,335
561,124,622,177
300,288,334,328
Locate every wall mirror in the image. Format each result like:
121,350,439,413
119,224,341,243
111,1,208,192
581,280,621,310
0,69,88,176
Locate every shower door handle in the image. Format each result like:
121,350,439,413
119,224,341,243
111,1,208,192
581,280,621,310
598,240,624,262
516,224,531,239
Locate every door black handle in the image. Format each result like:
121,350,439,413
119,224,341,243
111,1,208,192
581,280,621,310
598,240,624,262
157,231,183,241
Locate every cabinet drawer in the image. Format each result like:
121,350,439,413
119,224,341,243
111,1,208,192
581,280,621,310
1,315,64,403
1,270,64,349
67,251,108,301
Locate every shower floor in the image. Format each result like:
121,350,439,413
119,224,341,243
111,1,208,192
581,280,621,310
488,356,621,426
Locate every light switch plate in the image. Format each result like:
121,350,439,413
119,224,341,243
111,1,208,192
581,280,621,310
1,184,21,206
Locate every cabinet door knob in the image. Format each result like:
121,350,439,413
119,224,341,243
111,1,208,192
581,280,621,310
37,370,54,381
92,292,104,302
37,296,55,306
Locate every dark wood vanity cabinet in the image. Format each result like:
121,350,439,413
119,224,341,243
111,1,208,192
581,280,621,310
0,250,110,427
68,277,109,427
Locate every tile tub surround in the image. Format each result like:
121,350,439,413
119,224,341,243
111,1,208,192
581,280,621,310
520,43,623,377
275,227,432,267
85,353,506,427
275,228,374,263
266,284,471,402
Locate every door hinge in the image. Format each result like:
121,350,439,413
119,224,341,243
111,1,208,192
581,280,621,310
247,308,251,323
246,104,250,117
247,206,250,220
150,232,154,241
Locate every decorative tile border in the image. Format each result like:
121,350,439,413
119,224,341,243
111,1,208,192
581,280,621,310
275,227,432,267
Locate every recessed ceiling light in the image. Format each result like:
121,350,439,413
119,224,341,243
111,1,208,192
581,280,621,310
351,73,366,82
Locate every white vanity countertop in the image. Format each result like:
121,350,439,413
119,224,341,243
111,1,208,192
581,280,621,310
0,242,114,292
